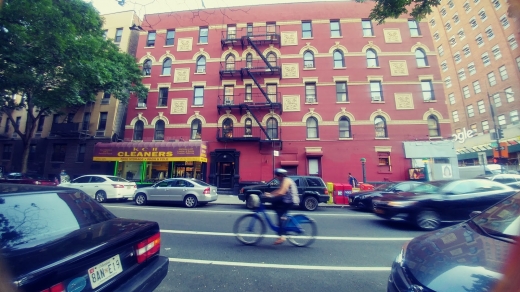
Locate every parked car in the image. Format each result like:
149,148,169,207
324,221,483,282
0,184,168,291
458,164,503,179
0,172,57,186
347,181,423,211
373,179,517,230
133,178,218,208
238,175,330,211
387,190,520,292
487,173,520,190
58,175,136,203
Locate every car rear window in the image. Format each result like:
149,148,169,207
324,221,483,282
107,176,129,182
191,179,210,186
305,177,325,187
0,190,116,251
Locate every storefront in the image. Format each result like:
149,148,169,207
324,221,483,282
93,141,208,184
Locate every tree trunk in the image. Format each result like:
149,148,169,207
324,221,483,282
20,139,31,173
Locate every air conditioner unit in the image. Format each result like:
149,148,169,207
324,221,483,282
372,96,382,102
137,103,146,108
306,98,316,103
196,68,205,73
304,64,314,68
224,100,233,105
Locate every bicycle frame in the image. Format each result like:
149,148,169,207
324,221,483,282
249,202,302,234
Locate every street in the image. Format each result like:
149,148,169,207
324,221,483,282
104,201,428,292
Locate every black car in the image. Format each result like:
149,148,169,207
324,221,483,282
0,184,168,292
373,179,516,230
387,190,520,292
348,181,423,211
238,176,329,211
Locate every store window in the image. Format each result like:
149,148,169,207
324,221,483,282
174,161,203,180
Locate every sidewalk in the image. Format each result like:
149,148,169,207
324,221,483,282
209,195,350,208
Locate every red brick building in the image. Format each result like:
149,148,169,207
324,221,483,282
108,1,453,192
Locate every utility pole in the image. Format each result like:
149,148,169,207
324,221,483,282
487,92,503,173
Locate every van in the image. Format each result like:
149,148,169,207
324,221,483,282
458,164,503,179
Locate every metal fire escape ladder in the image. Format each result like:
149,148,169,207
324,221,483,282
243,103,271,140
246,37,274,71
245,69,272,104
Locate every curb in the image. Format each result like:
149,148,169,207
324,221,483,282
209,196,350,208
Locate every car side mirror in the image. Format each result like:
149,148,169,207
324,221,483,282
470,211,482,218
393,189,403,193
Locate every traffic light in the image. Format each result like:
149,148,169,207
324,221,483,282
497,128,504,139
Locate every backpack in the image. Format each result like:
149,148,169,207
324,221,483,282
289,180,300,205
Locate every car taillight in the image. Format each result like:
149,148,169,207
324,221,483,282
133,185,137,188
111,184,125,188
135,232,161,264
41,282,65,292
239,188,244,194
203,187,210,195
324,188,329,195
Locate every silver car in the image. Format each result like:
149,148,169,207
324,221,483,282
134,178,218,208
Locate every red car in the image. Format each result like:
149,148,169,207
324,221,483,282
0,172,58,186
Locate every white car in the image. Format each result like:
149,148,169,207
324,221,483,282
59,174,137,202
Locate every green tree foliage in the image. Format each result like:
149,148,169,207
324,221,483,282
355,0,441,24
0,0,147,172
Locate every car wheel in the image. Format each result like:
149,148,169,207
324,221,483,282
416,210,441,230
135,193,147,206
246,195,256,209
95,191,107,203
302,196,318,211
184,195,198,208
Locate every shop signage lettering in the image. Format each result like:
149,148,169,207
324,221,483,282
93,142,207,162
452,127,474,144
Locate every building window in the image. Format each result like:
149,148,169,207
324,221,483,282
82,112,90,131
222,118,233,138
166,29,175,46
445,77,452,88
245,84,252,101
114,28,123,43
470,18,478,28
225,54,235,70
453,14,460,23
330,20,341,37
498,114,506,125
302,21,312,38
224,85,234,105
333,50,345,68
196,56,206,73
482,120,489,131
453,111,459,122
303,51,315,68
37,115,45,132
366,49,379,67
266,22,276,39
493,93,502,107
481,52,490,66
463,2,471,12
245,53,252,68
227,25,236,39
463,45,471,56
493,0,501,8
162,58,172,75
97,112,107,131
308,158,320,176
374,116,387,138
306,117,319,138
101,92,111,105
415,49,428,67
51,144,66,162
449,37,456,46
370,81,383,101
476,35,484,46
485,26,494,40
478,100,486,113
441,61,448,71
468,63,476,75
266,84,277,102
305,83,317,103
441,8,447,16
505,87,514,103
408,20,420,36
500,15,510,28
470,124,478,133
142,59,152,76
492,45,502,60
430,19,436,27
199,27,208,43
433,33,440,41
427,115,440,137
377,152,391,173
454,52,461,63
154,120,165,141
158,88,168,107
458,69,466,81
137,96,147,108
449,93,456,104
467,105,475,117
508,34,518,49
511,110,519,123
463,86,471,99
134,121,143,140
362,19,373,36
244,118,252,136
103,30,108,40
336,116,351,138
77,144,86,163
499,65,508,80
194,86,204,106
266,118,278,139
487,72,497,86
247,23,253,36
421,80,434,101
479,9,487,21
448,0,454,8
146,31,156,47
266,52,277,67
336,82,348,102
438,45,444,56
445,22,452,31
458,29,465,39
191,119,202,140
473,80,481,93
2,145,12,160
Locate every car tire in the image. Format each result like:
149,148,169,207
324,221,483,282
416,210,441,230
245,195,256,209
135,193,147,206
302,196,318,211
95,191,107,203
184,195,198,208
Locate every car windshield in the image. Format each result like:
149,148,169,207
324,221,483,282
191,179,210,186
472,191,520,238
107,176,129,182
410,181,450,194
374,183,395,191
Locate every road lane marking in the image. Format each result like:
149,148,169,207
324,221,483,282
161,230,412,241
169,258,391,271
105,205,374,217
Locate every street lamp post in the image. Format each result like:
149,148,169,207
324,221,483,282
360,158,366,183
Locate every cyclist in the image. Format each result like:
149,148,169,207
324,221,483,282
266,168,297,245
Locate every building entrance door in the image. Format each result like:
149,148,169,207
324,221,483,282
217,162,234,188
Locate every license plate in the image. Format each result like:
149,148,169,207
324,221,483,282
375,208,385,214
88,255,123,289
127,186,132,189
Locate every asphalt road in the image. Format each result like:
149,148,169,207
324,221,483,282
103,202,429,292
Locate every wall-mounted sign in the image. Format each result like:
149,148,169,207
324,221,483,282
452,127,475,144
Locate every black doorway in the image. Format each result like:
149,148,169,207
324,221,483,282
209,149,240,194
217,162,234,188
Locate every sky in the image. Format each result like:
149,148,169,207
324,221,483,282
86,0,345,18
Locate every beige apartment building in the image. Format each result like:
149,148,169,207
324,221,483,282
0,11,142,179
428,0,520,168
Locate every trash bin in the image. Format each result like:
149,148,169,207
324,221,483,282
327,182,334,204
343,183,353,205
359,183,374,191
333,183,345,205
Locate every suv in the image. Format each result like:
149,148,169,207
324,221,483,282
238,175,330,211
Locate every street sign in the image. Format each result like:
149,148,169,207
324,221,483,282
493,142,509,158
273,150,279,157
490,141,498,148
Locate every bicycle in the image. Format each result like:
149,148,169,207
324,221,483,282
233,194,318,247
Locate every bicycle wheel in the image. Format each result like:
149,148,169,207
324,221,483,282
285,214,317,247
233,214,266,245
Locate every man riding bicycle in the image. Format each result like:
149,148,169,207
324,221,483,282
265,168,298,245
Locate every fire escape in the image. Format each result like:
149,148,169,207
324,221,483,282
218,24,282,150
50,101,94,140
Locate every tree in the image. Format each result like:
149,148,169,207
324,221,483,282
355,0,442,24
0,0,148,173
